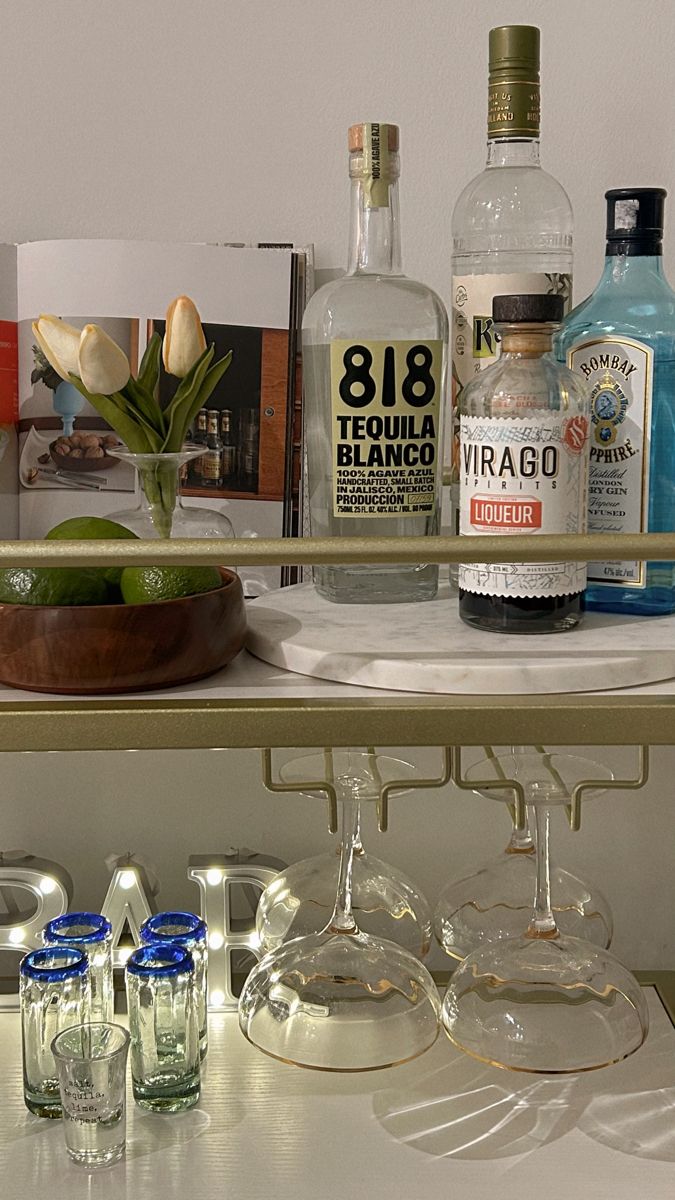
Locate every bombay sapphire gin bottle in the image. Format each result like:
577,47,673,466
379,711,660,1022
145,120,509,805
302,122,448,603
450,26,573,543
557,189,675,614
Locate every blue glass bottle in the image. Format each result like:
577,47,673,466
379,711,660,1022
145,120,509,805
557,188,675,614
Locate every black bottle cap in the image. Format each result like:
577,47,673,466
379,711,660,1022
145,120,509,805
492,293,564,324
605,188,666,255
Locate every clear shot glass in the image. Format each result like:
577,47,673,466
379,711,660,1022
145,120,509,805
43,912,114,1023
126,944,200,1113
141,911,208,1059
20,947,88,1117
51,1023,130,1167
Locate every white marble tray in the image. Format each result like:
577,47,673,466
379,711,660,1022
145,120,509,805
246,582,675,695
1,992,674,1198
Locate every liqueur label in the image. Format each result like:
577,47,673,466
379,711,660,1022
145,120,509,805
330,338,443,518
568,337,653,588
459,412,588,599
449,272,572,473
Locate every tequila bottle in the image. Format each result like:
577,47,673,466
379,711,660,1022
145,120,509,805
557,188,675,614
459,294,590,633
450,25,573,546
302,122,448,604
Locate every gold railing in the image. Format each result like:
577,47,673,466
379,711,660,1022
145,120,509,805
1,531,674,568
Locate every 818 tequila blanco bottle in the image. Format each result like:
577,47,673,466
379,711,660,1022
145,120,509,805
450,26,573,541
302,123,448,603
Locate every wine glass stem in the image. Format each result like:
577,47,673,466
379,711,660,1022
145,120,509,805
508,808,533,852
329,796,360,934
527,803,558,938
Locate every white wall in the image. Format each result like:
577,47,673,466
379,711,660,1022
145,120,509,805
1,0,675,969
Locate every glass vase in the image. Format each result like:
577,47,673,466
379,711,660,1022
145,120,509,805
107,447,235,541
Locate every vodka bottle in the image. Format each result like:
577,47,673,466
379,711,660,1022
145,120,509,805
450,25,573,550
459,294,590,633
302,122,448,604
557,188,675,614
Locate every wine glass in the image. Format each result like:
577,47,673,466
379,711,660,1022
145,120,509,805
442,750,648,1073
433,806,613,962
239,749,441,1071
256,751,432,959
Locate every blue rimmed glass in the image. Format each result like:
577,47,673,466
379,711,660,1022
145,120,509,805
43,912,114,1024
125,945,200,1112
20,947,89,1117
141,911,208,1059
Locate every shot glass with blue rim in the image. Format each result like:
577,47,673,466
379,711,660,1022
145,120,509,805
43,912,114,1023
20,947,89,1117
141,911,208,1059
125,944,200,1112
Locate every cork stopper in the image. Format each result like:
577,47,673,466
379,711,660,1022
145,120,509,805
348,123,399,153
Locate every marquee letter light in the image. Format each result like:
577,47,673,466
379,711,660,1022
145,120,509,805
101,854,158,968
0,852,72,1011
189,852,283,1011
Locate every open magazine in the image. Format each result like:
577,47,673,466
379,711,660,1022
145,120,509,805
0,240,311,595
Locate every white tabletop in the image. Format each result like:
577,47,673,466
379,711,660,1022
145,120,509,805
1,991,674,1198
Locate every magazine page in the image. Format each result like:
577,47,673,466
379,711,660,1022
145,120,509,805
16,240,301,594
0,244,18,540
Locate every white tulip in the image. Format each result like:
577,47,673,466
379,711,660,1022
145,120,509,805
77,324,130,395
162,295,207,378
32,315,81,381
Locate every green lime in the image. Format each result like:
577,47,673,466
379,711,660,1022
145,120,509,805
46,516,138,587
0,567,110,606
120,565,222,605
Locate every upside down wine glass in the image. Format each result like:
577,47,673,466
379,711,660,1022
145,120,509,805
256,751,432,959
442,751,648,1073
433,804,613,962
239,750,441,1070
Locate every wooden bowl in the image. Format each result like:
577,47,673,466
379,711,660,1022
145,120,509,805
0,568,246,694
49,439,121,472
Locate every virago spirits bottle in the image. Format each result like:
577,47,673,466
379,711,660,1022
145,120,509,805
302,122,448,603
459,294,590,633
557,189,675,614
450,25,573,546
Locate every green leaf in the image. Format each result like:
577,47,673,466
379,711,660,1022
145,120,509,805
124,376,166,438
161,346,215,452
136,332,162,396
184,350,233,435
110,390,163,450
68,375,154,452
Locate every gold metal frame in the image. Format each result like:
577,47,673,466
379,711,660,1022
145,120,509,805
0,532,675,752
262,746,453,833
452,744,650,831
1,530,674,568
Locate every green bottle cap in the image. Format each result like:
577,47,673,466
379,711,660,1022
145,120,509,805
488,25,540,139
489,25,540,74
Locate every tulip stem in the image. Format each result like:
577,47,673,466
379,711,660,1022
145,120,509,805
139,461,177,539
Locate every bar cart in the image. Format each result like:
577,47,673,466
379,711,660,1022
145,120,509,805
0,530,674,1197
